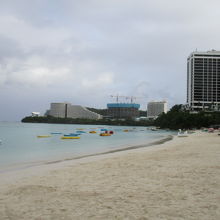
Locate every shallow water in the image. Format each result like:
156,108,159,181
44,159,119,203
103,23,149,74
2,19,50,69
0,122,175,169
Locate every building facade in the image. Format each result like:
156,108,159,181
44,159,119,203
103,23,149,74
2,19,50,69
47,103,102,119
107,103,140,119
187,50,220,111
147,101,168,119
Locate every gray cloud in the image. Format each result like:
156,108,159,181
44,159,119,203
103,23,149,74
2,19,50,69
1,0,220,120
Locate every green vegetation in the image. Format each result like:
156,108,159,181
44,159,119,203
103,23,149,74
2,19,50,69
154,105,220,130
139,110,147,117
21,115,154,126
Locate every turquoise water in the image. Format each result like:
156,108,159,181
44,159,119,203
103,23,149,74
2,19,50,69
0,122,174,170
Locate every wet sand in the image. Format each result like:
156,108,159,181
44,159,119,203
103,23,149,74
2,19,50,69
0,131,220,219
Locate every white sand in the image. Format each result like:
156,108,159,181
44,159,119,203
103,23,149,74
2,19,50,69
0,131,220,219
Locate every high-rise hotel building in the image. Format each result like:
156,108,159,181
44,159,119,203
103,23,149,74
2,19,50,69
147,101,168,119
187,50,220,111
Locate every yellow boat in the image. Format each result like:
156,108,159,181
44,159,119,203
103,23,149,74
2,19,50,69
61,136,80,139
100,133,111,136
89,131,97,134
123,129,129,132
37,135,51,138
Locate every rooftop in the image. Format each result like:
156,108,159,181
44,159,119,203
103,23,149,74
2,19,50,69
107,103,140,109
188,50,220,59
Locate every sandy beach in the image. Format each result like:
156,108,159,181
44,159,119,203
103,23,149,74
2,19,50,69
0,131,220,220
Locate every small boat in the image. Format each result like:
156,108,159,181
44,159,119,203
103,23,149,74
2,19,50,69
123,129,129,132
61,136,80,139
151,128,158,131
89,131,97,134
63,133,80,137
177,129,188,137
100,133,111,136
37,135,51,138
109,131,114,134
177,133,188,137
51,132,62,135
76,131,86,133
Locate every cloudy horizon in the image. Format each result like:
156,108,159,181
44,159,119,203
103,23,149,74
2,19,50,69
1,0,220,121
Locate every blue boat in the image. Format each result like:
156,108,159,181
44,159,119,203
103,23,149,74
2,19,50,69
63,133,80,137
76,131,86,133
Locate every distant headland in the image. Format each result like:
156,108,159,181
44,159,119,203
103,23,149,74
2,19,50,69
21,115,154,127
22,105,220,130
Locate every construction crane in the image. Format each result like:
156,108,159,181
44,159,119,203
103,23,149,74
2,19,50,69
125,96,138,103
110,95,128,103
110,95,146,103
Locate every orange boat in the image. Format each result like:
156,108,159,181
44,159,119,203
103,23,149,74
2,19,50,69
61,136,80,139
37,135,51,138
100,133,111,136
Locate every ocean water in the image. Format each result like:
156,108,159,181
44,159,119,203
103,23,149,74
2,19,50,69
0,122,175,170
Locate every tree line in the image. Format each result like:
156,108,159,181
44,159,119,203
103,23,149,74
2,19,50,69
21,115,154,127
154,105,220,130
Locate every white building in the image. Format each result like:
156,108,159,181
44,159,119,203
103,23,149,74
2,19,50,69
47,102,102,120
187,50,220,111
147,101,168,119
31,112,40,117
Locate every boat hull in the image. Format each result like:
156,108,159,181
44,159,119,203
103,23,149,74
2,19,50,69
61,136,80,139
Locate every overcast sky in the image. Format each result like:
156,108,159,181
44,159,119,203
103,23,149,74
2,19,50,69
0,0,220,121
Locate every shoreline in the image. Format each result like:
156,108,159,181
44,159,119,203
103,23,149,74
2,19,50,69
0,135,173,175
1,131,220,219
44,135,173,164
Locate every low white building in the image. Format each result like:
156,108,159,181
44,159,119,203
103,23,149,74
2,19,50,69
31,112,40,117
147,101,168,119
47,102,102,120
